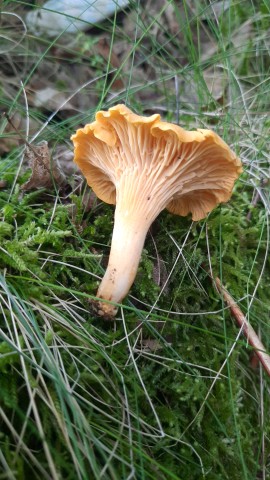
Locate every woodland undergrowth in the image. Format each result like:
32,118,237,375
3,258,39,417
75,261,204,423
0,1,270,479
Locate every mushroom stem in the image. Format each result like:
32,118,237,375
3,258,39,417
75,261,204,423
96,203,153,317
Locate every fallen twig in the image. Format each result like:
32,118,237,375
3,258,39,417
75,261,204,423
214,276,270,377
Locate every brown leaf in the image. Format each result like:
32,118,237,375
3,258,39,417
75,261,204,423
27,61,98,114
163,2,184,36
0,112,22,154
0,111,40,155
96,37,125,90
22,140,67,191
230,21,253,70
203,66,227,101
53,144,79,177
140,339,164,352
31,86,74,111
82,189,97,213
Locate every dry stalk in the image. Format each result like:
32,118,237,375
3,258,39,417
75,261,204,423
214,276,270,377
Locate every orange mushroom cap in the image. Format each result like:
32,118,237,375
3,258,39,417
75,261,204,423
71,104,242,318
71,104,242,222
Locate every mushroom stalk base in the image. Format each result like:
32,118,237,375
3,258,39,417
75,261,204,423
93,205,153,318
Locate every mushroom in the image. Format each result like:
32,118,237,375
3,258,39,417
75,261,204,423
71,104,242,318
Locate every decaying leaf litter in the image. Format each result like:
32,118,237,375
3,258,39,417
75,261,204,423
0,1,270,480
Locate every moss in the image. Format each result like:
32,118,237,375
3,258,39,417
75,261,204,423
0,154,269,480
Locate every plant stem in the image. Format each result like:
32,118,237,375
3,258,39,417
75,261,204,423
215,276,270,377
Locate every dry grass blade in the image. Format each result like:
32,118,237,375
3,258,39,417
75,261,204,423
214,276,270,377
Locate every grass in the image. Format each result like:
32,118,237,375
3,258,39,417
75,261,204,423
0,1,270,479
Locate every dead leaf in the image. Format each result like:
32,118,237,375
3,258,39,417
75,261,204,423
195,1,231,20
31,86,74,111
203,66,228,101
140,339,164,352
22,140,67,191
0,180,7,189
0,111,40,155
163,2,184,36
230,20,253,70
0,112,22,154
53,144,79,177
27,60,98,114
82,190,97,213
231,20,253,49
96,37,125,90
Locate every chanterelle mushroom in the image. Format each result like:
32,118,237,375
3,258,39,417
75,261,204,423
71,104,242,318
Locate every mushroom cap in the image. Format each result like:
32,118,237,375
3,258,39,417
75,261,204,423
71,104,242,221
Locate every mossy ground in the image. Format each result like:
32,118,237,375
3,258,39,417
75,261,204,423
0,1,270,479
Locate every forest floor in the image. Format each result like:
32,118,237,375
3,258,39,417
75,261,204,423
0,1,270,479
